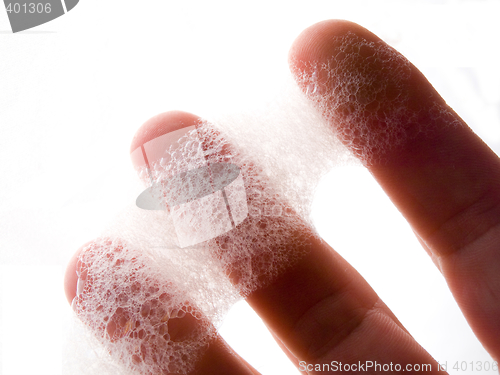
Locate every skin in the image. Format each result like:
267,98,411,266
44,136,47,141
64,20,500,374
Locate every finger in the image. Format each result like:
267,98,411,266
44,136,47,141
289,19,500,359
64,239,259,375
132,110,444,372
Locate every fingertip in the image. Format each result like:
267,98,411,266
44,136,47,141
130,111,203,154
288,19,377,75
288,18,449,165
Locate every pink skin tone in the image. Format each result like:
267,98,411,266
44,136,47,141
64,20,500,374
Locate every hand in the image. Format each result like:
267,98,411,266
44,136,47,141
64,20,500,374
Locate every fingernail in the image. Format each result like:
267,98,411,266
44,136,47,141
130,124,206,186
131,111,249,248
76,276,85,296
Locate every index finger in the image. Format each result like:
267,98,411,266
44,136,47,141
289,19,500,359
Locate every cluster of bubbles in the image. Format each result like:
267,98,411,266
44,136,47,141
73,238,214,375
293,31,463,165
70,99,342,374
136,121,319,295
68,31,469,375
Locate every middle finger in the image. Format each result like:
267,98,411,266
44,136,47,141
131,110,442,372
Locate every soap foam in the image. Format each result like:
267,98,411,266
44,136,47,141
65,29,470,375
292,31,464,165
65,73,359,374
71,238,216,375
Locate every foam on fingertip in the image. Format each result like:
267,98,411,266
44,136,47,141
71,238,215,375
121,79,354,289
67,68,358,374
291,28,464,165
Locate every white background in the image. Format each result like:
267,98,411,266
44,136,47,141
1,0,500,374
